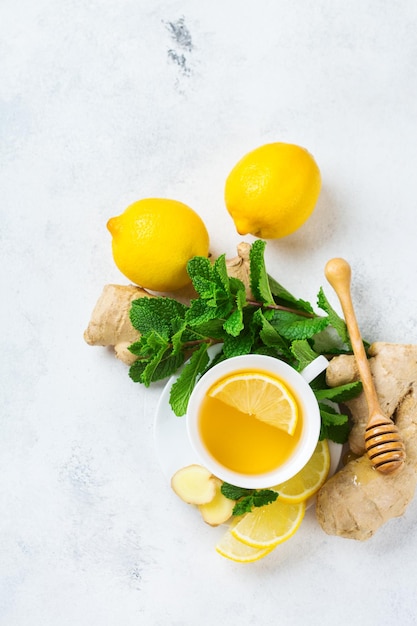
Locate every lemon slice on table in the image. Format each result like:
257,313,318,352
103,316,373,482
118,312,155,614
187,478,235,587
216,530,273,563
230,499,306,549
208,372,298,435
271,440,331,504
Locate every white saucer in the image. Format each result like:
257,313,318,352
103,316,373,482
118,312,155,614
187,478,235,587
154,365,343,486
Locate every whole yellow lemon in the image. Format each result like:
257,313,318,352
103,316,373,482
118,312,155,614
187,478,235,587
224,142,321,239
107,198,210,292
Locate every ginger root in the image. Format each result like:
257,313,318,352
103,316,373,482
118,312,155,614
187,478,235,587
84,243,253,364
326,342,417,455
171,464,218,505
171,465,235,525
316,342,417,540
198,478,236,526
225,242,252,299
83,284,154,365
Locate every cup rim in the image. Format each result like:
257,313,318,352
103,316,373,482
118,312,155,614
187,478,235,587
186,354,324,489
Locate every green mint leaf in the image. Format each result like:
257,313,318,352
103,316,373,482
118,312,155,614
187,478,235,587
189,255,233,308
128,358,148,383
146,329,169,351
191,276,218,300
140,345,167,386
223,282,245,325
185,299,223,326
229,276,246,296
230,489,278,515
223,332,253,357
130,298,169,338
251,345,284,358
169,343,210,416
221,483,279,515
129,336,181,386
319,402,348,424
307,371,327,392
271,310,329,341
320,419,351,444
187,256,213,282
249,239,274,305
190,318,226,340
222,335,248,357
290,339,320,371
317,287,350,347
129,328,172,360
221,483,252,500
222,278,247,337
223,308,244,337
213,254,231,294
231,277,247,309
268,275,314,314
319,403,350,443
186,289,234,325
223,312,255,357
170,318,188,354
130,296,187,336
139,349,185,386
251,489,279,508
315,380,362,403
311,327,350,356
253,308,291,354
128,336,150,357
232,497,256,516
154,350,185,382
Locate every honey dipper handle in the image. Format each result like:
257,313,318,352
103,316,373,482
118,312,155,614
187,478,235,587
324,258,380,417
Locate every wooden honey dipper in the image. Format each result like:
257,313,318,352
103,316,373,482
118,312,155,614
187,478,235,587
325,257,406,475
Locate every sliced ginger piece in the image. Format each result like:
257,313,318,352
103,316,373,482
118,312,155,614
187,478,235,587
171,464,217,505
198,478,236,526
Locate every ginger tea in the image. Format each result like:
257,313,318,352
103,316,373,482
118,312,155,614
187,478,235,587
198,371,303,475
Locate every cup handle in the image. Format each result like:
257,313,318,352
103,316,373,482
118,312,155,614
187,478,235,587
299,355,329,384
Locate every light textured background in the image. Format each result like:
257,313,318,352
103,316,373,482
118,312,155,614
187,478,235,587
2,1,417,624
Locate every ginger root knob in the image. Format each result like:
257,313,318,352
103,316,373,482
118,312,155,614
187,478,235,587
83,284,154,365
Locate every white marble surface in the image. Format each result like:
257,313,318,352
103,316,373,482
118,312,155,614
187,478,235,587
2,1,417,624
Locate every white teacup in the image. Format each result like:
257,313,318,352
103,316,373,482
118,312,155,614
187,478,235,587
186,354,328,489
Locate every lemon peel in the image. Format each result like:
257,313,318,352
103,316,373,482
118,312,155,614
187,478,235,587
225,142,321,239
107,198,209,292
215,529,273,563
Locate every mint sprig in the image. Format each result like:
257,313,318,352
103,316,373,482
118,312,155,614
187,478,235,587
127,240,362,442
220,483,279,515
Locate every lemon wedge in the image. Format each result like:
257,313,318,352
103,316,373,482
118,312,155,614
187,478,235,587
271,440,331,504
216,530,273,563
230,499,305,549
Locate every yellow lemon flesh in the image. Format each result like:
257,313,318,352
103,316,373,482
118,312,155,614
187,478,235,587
271,439,331,504
107,198,209,292
230,499,305,550
208,371,298,435
225,142,321,238
216,529,273,563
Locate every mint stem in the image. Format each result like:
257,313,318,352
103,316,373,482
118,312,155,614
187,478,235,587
182,338,220,349
246,300,315,318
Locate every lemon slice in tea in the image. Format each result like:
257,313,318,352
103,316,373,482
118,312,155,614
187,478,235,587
208,371,298,435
